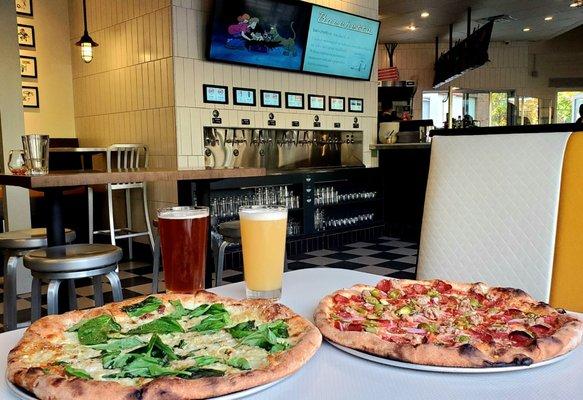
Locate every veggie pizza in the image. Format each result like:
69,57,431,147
8,291,321,400
315,278,583,367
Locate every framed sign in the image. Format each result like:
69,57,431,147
329,96,345,112
15,0,33,16
285,92,304,109
17,24,35,47
308,94,325,111
348,98,364,113
203,84,228,104
233,87,256,106
22,86,39,108
260,90,281,108
20,56,37,78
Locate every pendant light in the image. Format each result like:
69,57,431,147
75,0,98,63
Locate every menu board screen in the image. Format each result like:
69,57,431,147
286,92,304,109
348,98,363,112
303,6,380,80
308,95,325,110
233,87,256,106
203,84,228,104
261,90,281,108
329,96,345,112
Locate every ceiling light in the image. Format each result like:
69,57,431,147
544,16,553,21
523,27,531,32
570,1,582,8
408,25,417,31
421,11,430,18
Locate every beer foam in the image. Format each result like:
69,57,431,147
239,207,287,221
158,207,209,219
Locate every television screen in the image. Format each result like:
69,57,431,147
303,6,379,80
261,90,281,107
329,96,345,112
348,98,363,112
203,84,228,104
308,95,325,110
208,0,311,72
286,92,304,109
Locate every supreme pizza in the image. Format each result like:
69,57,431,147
315,278,583,367
8,291,321,400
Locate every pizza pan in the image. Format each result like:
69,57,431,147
5,373,284,400
326,340,572,373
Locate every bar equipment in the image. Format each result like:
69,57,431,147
22,134,50,176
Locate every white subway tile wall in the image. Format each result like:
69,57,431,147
172,0,380,169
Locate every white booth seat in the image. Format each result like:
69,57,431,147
417,132,572,302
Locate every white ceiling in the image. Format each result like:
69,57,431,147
378,0,583,43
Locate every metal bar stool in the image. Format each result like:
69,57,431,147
0,228,75,331
88,144,154,258
152,219,161,293
23,244,123,320
212,220,288,287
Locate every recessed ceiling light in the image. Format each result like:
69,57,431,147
421,11,430,18
523,27,531,32
408,25,417,31
544,16,553,21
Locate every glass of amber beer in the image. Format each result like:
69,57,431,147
239,205,288,299
157,206,209,293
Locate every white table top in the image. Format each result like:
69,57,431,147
1,268,582,399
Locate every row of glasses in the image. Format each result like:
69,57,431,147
254,186,300,209
315,186,378,205
315,212,375,231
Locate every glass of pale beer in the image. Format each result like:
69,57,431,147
157,206,209,293
239,205,288,299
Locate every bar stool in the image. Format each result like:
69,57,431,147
88,144,154,259
152,219,161,293
0,228,75,331
212,220,288,287
23,244,123,320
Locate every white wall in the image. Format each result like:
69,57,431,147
19,0,76,137
172,0,380,168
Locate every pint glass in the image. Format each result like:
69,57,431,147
239,205,288,299
157,206,209,293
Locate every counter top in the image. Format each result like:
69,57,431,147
0,167,266,189
370,143,431,150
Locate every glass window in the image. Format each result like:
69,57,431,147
490,92,508,126
557,91,583,123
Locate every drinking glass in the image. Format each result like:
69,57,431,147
8,150,27,175
22,134,49,176
239,205,288,299
157,206,209,292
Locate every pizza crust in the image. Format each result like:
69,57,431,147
8,292,322,400
315,281,583,368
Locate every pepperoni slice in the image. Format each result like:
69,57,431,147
530,324,551,337
544,315,558,326
508,330,535,347
435,280,453,293
471,330,494,344
334,320,342,330
346,322,363,332
376,279,393,293
333,294,350,304
336,310,352,319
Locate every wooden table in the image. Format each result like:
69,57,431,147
49,147,107,170
0,167,266,307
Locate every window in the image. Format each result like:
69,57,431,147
557,91,583,123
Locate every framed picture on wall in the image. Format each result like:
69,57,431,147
308,94,325,111
233,87,256,106
17,24,35,47
329,96,346,112
348,98,364,113
15,0,33,16
20,56,37,78
203,84,229,104
22,86,39,108
260,90,281,108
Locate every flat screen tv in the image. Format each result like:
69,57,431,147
303,6,380,80
207,0,311,72
207,0,380,81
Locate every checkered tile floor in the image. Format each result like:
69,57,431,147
0,236,417,331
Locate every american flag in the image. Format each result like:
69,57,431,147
378,67,399,81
